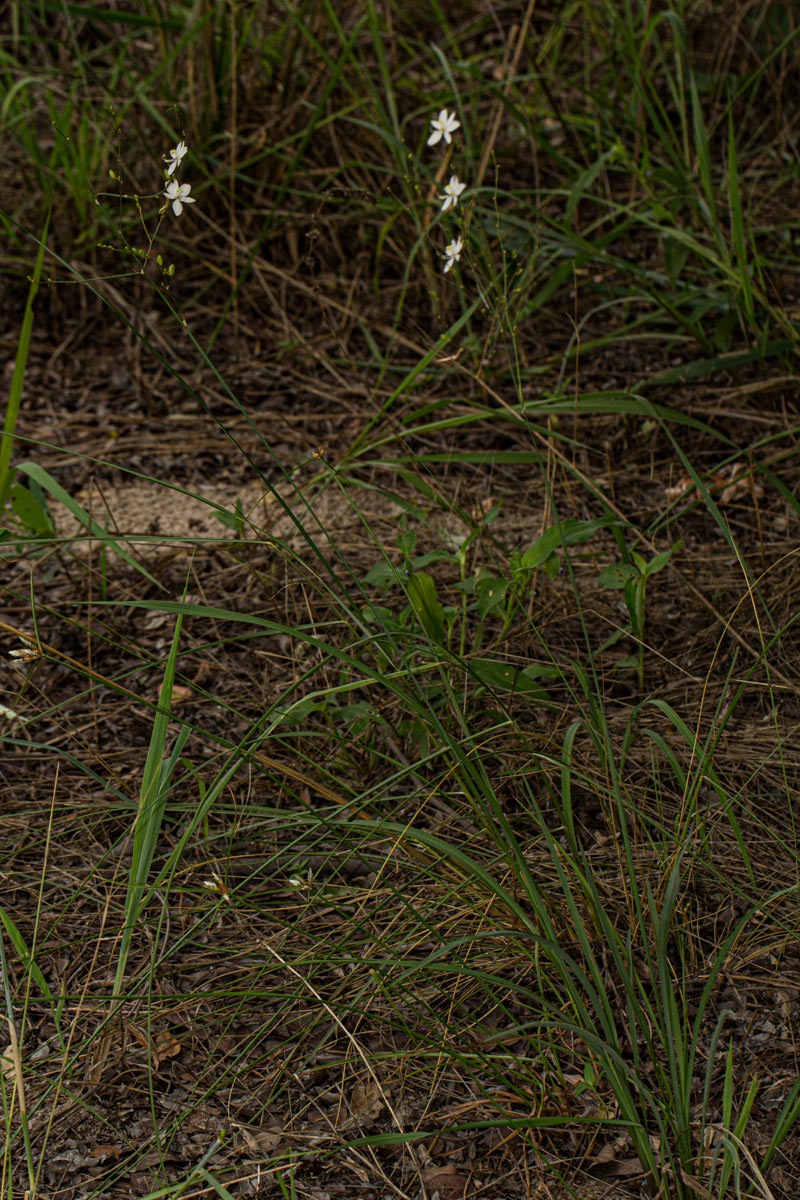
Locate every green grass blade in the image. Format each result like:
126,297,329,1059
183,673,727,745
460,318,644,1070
112,611,185,997
16,462,163,588
726,100,754,326
0,206,50,509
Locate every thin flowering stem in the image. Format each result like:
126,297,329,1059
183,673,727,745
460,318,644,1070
87,136,197,282
423,143,455,231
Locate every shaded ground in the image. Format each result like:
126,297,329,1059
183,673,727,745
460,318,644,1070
3,304,800,1198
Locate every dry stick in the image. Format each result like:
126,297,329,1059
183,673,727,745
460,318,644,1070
195,206,434,358
475,0,537,192
2,1020,29,1179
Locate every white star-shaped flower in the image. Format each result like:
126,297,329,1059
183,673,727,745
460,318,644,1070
164,179,196,216
163,140,188,177
427,108,460,147
443,235,463,273
440,174,466,211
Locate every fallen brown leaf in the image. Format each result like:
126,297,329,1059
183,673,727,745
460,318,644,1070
235,1125,282,1157
422,1163,467,1199
349,1079,384,1120
154,1028,182,1065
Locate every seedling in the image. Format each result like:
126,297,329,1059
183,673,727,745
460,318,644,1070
598,540,682,689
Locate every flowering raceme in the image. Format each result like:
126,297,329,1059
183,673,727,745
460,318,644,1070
424,107,466,272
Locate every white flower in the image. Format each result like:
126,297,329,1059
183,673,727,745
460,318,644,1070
443,235,463,273
427,108,460,147
164,179,196,216
163,140,188,177
440,174,466,211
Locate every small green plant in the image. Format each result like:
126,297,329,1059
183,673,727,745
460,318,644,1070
364,511,627,654
0,208,53,542
2,124,198,564
598,539,682,689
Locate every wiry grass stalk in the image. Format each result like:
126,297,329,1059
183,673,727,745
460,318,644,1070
112,611,187,999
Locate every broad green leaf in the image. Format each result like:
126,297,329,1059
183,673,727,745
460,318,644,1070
17,462,162,589
520,517,624,572
468,658,555,699
407,571,444,644
9,483,55,536
519,527,560,570
645,540,682,576
598,562,638,589
475,576,511,619
364,561,403,589
0,907,53,1002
